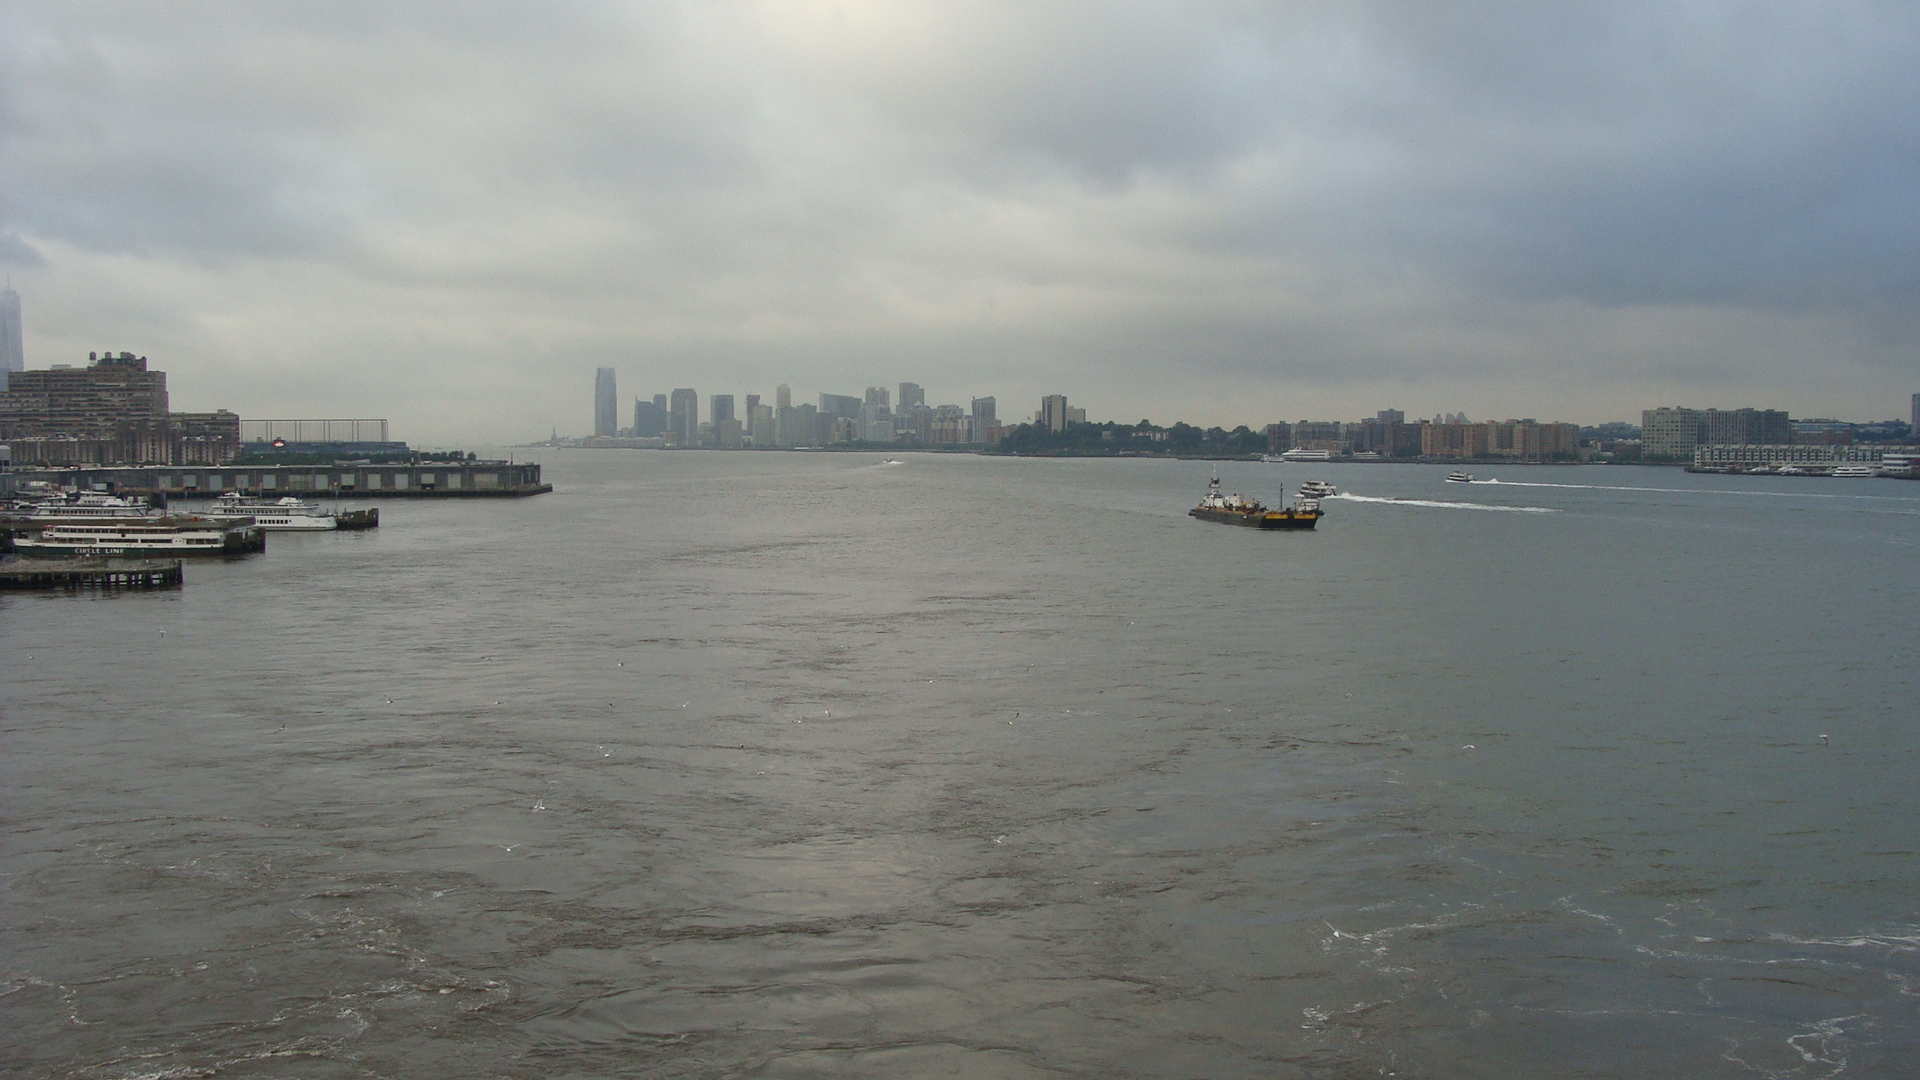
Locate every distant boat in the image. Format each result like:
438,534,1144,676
1445,472,1474,483
1274,448,1332,462
1830,465,1874,478
1298,479,1337,498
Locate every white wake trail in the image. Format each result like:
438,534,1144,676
1329,493,1558,513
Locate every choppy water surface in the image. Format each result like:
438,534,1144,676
4,454,1917,1078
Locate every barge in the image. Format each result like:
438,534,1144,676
1189,474,1321,530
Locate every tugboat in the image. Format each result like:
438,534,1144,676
1189,474,1321,530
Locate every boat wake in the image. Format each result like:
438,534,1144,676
1330,494,1557,513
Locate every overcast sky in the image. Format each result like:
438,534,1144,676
4,2,1917,442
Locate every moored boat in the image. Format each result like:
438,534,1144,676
15,518,265,557
1830,465,1875,478
209,492,339,531
22,492,160,522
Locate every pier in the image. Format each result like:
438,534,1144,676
0,558,184,591
22,460,552,499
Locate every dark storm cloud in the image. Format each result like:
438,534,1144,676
1,1,1914,438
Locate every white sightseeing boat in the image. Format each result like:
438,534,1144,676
1298,479,1338,498
25,492,160,522
209,492,339,531
15,519,266,557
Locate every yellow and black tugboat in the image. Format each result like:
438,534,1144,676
1189,473,1322,530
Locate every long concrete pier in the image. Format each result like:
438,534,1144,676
24,460,552,498
0,558,184,590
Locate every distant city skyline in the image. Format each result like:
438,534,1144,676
575,367,1914,447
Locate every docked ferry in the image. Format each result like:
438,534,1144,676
209,493,339,530
14,519,266,557
23,492,160,522
1189,474,1321,530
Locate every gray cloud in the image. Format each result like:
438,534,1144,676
1,1,1915,440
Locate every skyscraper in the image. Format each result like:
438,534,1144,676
820,392,862,419
749,403,774,447
970,396,996,443
774,384,795,447
633,396,668,437
669,388,699,447
710,394,741,447
898,382,924,410
1040,394,1069,433
0,287,23,387
594,368,618,437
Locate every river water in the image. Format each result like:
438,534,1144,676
4,453,1917,1078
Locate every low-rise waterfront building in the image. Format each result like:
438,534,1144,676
1693,443,1920,469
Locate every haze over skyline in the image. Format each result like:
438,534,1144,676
3,2,1916,444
